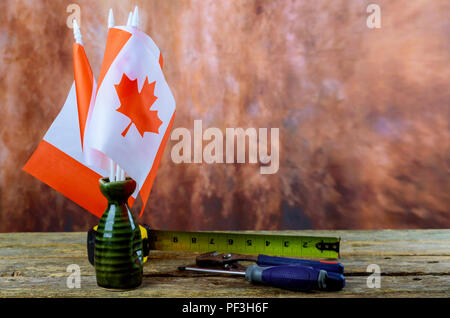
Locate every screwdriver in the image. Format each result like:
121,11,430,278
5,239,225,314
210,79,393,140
196,252,344,274
179,265,345,292
256,255,344,274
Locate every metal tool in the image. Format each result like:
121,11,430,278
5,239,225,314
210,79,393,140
196,251,344,273
179,264,345,292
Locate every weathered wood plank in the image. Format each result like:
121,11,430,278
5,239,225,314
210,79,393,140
1,274,448,298
0,230,449,297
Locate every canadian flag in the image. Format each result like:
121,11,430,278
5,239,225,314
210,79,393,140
85,26,175,216
23,23,175,218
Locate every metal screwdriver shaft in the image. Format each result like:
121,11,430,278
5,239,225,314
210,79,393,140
179,266,246,276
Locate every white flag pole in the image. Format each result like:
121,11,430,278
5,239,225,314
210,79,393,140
107,9,117,182
108,7,139,182
126,12,133,26
116,164,124,182
115,8,138,181
115,164,121,182
107,8,114,29
132,6,139,28
73,19,83,45
109,160,116,182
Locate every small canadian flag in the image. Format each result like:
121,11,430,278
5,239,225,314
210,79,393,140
23,12,176,217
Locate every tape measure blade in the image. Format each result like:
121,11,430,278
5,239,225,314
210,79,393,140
149,230,340,258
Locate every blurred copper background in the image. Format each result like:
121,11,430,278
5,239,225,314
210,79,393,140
0,0,448,232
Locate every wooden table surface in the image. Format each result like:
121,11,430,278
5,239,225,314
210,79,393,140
0,230,449,297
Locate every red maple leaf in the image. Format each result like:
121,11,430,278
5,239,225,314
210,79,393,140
114,74,162,137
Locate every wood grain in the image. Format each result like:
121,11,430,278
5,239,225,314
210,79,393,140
0,230,448,297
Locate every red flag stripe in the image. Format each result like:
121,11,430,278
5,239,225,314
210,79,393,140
139,112,175,217
97,28,132,90
159,53,163,70
23,140,135,218
23,140,106,217
72,43,94,147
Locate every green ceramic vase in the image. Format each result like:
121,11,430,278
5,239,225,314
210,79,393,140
94,177,143,290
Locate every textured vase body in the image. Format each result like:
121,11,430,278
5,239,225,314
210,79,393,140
94,177,143,289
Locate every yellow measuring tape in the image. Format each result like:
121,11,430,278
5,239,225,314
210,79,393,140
88,225,340,265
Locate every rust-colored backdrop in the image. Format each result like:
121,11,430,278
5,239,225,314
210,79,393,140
0,0,449,232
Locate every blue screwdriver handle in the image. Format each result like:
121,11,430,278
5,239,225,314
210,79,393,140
257,254,344,274
246,265,345,292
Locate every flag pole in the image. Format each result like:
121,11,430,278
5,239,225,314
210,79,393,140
126,11,133,26
116,7,139,181
108,8,114,29
108,6,140,182
107,8,117,182
73,19,83,45
132,6,139,28
115,164,121,182
109,161,116,182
